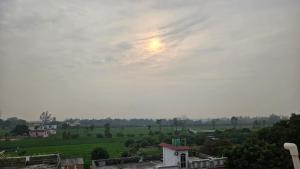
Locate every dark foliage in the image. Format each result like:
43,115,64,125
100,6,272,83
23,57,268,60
10,124,29,136
91,147,109,160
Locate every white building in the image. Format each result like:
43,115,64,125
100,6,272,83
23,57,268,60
160,143,190,168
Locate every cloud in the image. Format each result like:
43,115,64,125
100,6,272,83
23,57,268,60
0,0,299,120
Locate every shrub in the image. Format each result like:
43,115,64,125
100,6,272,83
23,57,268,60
71,133,79,139
124,139,135,147
121,151,129,157
127,134,135,137
91,147,109,160
116,132,124,137
18,150,27,156
96,133,104,138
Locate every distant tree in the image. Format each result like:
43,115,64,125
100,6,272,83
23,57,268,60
252,119,260,128
230,116,238,129
268,114,281,124
124,139,135,147
90,124,95,131
116,132,124,137
10,124,29,136
104,123,112,138
211,119,218,129
61,123,69,130
96,133,104,138
173,118,178,134
147,125,153,135
156,119,162,133
91,147,109,160
40,111,54,125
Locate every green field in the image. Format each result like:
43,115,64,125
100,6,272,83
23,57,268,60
0,125,250,168
1,126,173,168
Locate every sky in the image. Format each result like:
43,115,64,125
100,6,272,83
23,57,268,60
0,0,300,121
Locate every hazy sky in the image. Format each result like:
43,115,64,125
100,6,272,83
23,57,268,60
0,0,300,120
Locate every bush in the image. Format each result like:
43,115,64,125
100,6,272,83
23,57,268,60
62,131,71,139
91,147,109,160
121,151,129,157
96,133,104,138
124,139,135,147
105,132,112,138
71,133,80,139
116,132,124,137
18,150,27,156
127,134,135,137
10,125,29,136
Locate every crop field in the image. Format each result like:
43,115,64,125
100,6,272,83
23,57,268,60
0,125,249,168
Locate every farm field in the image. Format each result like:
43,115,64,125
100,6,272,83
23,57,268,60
0,125,250,168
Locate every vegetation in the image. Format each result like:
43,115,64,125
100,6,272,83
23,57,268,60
225,114,300,169
0,114,295,169
91,147,109,160
10,124,29,136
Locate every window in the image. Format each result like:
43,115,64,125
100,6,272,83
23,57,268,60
180,153,186,168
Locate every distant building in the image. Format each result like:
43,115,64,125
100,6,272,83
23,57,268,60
61,158,84,169
0,154,61,169
28,124,57,138
29,129,49,138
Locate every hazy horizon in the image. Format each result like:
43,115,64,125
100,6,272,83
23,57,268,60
1,0,300,121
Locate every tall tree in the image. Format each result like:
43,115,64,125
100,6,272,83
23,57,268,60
40,111,54,125
156,119,162,133
231,116,238,129
173,118,178,134
104,123,112,138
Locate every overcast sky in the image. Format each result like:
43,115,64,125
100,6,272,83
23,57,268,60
0,0,299,120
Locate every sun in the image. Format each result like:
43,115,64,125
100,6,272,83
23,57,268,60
147,38,164,53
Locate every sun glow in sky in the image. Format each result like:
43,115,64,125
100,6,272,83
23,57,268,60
147,38,165,53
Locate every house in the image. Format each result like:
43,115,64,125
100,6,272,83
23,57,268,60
61,158,84,169
28,124,57,138
159,142,190,168
91,138,226,169
0,154,61,169
157,139,227,169
29,129,49,138
45,125,58,135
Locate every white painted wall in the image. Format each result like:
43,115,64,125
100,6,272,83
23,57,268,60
162,147,189,168
163,147,177,166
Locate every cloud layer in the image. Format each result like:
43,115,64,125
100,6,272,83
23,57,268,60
0,0,300,120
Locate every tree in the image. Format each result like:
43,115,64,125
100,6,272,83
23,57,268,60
211,119,218,129
231,116,238,129
173,118,178,134
104,123,112,138
90,124,95,131
226,114,300,169
156,119,162,133
40,111,54,125
11,124,29,136
225,138,291,169
124,139,135,147
147,125,153,135
91,147,109,160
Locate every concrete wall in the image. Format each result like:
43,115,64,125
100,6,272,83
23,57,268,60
162,148,188,168
163,148,178,166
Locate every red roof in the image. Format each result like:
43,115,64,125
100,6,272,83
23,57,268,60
159,143,191,151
